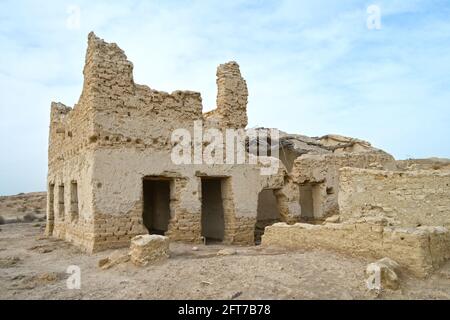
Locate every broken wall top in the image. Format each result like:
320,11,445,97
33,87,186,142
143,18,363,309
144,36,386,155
204,61,249,129
49,32,251,165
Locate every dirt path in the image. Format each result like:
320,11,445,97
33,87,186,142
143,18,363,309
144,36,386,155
0,222,449,300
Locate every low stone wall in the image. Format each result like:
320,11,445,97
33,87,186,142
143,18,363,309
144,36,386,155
261,222,450,277
339,167,450,228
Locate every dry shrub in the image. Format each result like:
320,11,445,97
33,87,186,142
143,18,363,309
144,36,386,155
23,213,37,222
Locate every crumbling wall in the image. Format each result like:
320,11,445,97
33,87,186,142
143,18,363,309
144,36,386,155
47,99,97,251
395,158,450,171
45,32,352,253
318,134,377,153
80,33,204,152
292,151,395,219
204,61,248,129
262,222,450,277
46,35,108,251
80,34,279,249
339,167,450,228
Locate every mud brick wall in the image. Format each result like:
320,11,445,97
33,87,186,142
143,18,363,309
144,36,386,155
292,152,395,218
262,222,450,277
45,32,303,253
165,178,202,242
91,207,147,253
166,211,202,242
204,61,248,129
339,167,450,228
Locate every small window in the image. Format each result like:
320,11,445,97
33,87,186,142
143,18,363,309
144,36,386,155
48,184,55,217
47,183,55,235
70,181,79,221
58,185,65,220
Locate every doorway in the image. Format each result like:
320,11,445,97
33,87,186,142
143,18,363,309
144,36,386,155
201,178,226,244
255,189,282,244
300,183,325,221
299,184,314,220
143,178,171,235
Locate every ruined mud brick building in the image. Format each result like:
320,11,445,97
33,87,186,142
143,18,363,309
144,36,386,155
263,155,450,277
46,32,288,252
46,33,450,264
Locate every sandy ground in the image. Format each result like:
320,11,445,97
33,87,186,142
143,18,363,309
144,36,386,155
1,222,449,300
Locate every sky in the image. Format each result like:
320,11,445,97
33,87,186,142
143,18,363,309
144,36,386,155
0,0,450,195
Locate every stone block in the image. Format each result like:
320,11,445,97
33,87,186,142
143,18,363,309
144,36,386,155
130,234,170,267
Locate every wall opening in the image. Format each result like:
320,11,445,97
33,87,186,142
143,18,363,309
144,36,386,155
48,184,55,235
299,183,325,221
70,181,79,221
299,184,314,221
255,189,282,245
201,178,226,244
143,177,172,235
58,184,65,220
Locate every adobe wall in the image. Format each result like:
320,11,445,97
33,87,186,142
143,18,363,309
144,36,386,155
47,99,97,251
204,61,248,129
339,167,450,228
292,151,396,218
47,100,97,246
82,33,289,250
46,149,96,252
83,33,247,151
46,33,297,252
45,34,105,252
396,158,450,171
78,33,204,154
261,222,450,278
90,147,288,249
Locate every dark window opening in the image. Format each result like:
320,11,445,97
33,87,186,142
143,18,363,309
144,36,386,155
58,184,65,220
48,184,55,235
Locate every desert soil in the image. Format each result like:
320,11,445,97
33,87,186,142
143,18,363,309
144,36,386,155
0,192,46,222
0,192,449,300
0,221,449,300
